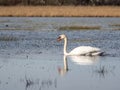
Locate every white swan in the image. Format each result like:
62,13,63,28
57,34,104,56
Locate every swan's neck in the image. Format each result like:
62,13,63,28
64,37,68,55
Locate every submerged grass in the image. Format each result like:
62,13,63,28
113,28,120,30
59,26,101,30
109,24,120,27
109,24,120,30
0,36,18,41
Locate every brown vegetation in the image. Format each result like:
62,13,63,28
59,26,101,30
0,6,120,17
0,0,120,6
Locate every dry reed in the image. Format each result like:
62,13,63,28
0,6,120,17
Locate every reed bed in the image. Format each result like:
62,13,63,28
0,6,120,17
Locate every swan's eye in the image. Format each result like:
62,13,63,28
57,36,62,41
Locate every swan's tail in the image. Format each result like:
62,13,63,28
94,51,106,56
86,51,106,56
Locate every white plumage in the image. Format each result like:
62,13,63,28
57,34,104,56
69,46,101,56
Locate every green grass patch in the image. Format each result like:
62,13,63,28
59,26,101,30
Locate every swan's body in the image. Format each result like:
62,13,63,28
57,34,104,56
68,46,102,56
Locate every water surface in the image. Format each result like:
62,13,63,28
0,17,120,90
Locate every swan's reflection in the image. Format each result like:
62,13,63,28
69,55,99,65
58,56,68,76
58,55,99,76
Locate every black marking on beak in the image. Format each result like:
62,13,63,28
57,37,62,41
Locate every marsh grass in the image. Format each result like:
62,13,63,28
0,36,18,41
109,24,120,27
113,28,120,30
95,66,108,78
109,24,120,30
59,26,101,30
0,6,120,17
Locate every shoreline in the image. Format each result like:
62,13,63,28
0,6,120,17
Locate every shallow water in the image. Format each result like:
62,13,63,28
0,17,120,90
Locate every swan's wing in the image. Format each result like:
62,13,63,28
69,46,101,55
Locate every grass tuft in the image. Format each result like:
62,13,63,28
59,26,101,30
0,36,18,41
109,24,120,27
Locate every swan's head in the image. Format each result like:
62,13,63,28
57,34,66,41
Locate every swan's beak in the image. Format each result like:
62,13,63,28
57,37,62,41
